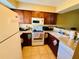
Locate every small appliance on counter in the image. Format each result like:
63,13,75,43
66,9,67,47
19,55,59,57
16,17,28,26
43,26,53,31
19,24,32,31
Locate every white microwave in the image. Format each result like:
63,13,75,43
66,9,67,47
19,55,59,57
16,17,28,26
32,18,44,25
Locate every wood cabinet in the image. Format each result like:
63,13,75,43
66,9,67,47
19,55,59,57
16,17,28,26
44,13,50,24
23,11,32,24
44,33,49,44
13,10,24,24
32,11,44,18
44,13,57,25
50,13,57,25
13,10,57,24
47,33,59,57
20,33,32,47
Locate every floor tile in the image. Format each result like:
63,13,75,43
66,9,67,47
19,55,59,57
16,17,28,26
40,54,49,59
22,45,56,59
23,56,31,59
31,55,41,59
49,53,56,59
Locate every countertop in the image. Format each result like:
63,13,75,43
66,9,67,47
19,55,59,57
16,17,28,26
20,30,32,34
20,30,77,51
48,32,77,51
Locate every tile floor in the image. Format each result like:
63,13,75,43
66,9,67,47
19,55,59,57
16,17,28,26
22,45,56,59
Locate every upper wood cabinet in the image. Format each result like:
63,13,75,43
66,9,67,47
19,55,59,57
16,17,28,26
23,11,32,24
32,11,44,18
13,9,57,24
13,10,24,24
44,13,57,25
50,13,57,25
44,13,51,24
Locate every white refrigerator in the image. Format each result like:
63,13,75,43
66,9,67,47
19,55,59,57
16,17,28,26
0,4,22,59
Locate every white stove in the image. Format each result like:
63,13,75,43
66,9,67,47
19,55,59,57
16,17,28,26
32,18,44,46
32,32,44,46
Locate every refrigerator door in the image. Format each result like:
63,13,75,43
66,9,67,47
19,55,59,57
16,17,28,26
0,4,19,42
0,32,22,59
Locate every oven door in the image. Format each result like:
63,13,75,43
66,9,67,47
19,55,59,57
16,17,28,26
32,32,43,39
32,32,44,45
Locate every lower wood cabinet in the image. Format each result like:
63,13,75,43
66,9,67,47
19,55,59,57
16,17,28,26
23,11,32,24
47,33,59,57
20,33,32,47
44,38,48,44
44,33,75,59
44,32,49,44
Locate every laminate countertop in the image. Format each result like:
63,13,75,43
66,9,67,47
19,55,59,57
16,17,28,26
48,32,77,51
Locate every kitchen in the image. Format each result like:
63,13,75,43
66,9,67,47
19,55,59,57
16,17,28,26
0,0,79,59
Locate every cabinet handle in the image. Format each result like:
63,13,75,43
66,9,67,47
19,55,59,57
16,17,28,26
53,40,57,46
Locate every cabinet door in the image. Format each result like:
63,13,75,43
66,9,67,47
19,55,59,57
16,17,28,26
0,33,22,59
48,34,52,45
44,13,50,24
48,34,59,57
44,37,49,44
32,11,44,18
44,13,57,25
13,10,24,24
23,11,32,24
50,13,57,25
21,33,32,46
51,36,59,57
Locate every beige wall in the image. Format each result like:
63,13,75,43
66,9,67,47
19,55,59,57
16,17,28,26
56,0,79,13
17,2,56,12
57,9,79,30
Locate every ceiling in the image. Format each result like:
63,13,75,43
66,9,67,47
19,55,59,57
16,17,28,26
17,0,70,7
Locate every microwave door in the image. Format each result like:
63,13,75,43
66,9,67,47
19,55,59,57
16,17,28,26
33,20,39,23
